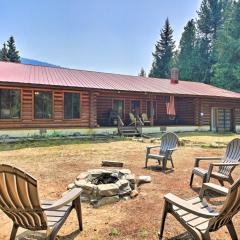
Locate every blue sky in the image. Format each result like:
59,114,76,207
0,0,201,75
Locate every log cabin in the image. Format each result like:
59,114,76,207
0,61,240,137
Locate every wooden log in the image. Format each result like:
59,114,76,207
101,160,124,167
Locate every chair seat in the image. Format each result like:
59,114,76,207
192,167,229,180
192,167,208,177
172,197,214,233
41,200,72,227
211,171,229,180
147,153,165,160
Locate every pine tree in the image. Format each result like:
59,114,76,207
7,36,20,63
195,0,227,83
139,67,146,77
212,0,240,91
177,19,197,80
0,43,9,61
149,18,175,78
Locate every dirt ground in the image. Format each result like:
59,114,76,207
0,135,239,240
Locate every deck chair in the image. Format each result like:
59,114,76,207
145,132,179,171
190,138,240,187
159,177,240,240
141,113,151,125
0,164,83,240
129,112,137,125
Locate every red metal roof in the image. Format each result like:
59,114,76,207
0,61,240,99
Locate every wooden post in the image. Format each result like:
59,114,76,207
89,91,97,128
150,97,154,126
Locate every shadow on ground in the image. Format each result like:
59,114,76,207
17,230,80,240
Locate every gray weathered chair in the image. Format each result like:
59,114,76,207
190,138,240,187
0,164,83,240
159,177,240,240
141,113,151,125
145,132,179,171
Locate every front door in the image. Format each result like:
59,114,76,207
211,108,233,132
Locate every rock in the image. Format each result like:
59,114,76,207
75,179,88,187
119,185,132,196
87,169,111,177
98,184,119,197
102,160,124,167
119,169,132,175
138,176,152,185
76,172,89,180
67,183,75,190
73,132,81,136
80,193,90,202
95,196,119,207
123,196,131,201
125,174,136,184
130,190,139,198
115,179,129,189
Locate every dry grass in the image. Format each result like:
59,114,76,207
0,135,239,240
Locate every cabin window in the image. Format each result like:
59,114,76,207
147,101,157,119
113,100,124,118
0,89,20,119
34,91,52,119
131,100,141,115
64,92,80,119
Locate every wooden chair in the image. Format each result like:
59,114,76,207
159,177,240,240
0,164,83,240
145,132,179,171
129,112,137,125
190,138,240,187
141,113,151,125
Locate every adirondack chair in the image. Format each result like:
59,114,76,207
145,132,179,171
129,112,137,125
190,138,240,187
141,113,151,125
0,164,83,240
159,177,240,240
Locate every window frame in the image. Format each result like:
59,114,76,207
130,99,141,115
112,99,125,119
0,87,21,121
147,100,157,120
64,92,81,120
33,90,53,120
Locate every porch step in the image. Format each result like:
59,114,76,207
119,126,141,137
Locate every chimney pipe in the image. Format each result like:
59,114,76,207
171,68,179,84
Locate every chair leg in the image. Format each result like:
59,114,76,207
158,201,169,240
145,156,148,168
226,220,238,240
73,196,83,231
170,157,174,168
190,173,194,187
218,179,224,186
162,159,167,173
10,224,19,240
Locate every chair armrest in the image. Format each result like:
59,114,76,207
167,148,177,152
42,188,82,211
201,183,228,196
164,193,218,218
210,162,239,167
194,157,222,167
147,145,160,149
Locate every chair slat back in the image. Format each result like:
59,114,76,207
141,113,149,122
219,138,240,176
129,113,136,123
0,164,48,230
209,178,240,231
160,132,179,155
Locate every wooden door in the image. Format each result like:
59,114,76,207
212,108,233,132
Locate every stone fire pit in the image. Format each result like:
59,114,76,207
68,169,138,207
